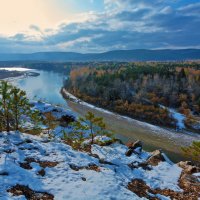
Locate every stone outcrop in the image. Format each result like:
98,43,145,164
178,161,200,174
147,150,166,166
125,140,143,156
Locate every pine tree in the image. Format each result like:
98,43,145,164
10,87,31,131
81,112,103,144
69,120,89,143
43,112,58,135
0,81,42,133
0,81,13,132
31,110,42,133
73,112,110,145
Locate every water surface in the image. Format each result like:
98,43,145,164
13,70,67,106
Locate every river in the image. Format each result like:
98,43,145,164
3,68,200,162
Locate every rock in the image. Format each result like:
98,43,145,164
7,184,54,200
37,169,45,177
179,172,200,197
126,142,134,148
127,140,143,150
59,115,75,127
81,177,86,181
125,140,143,156
24,139,32,143
99,159,116,166
125,149,134,157
127,179,159,199
88,153,100,159
147,150,165,166
0,171,9,176
178,161,200,174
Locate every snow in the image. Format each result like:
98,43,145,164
30,100,74,119
0,132,141,200
0,67,31,72
193,172,200,182
91,143,182,191
168,108,186,129
0,131,183,200
0,101,185,199
82,136,113,146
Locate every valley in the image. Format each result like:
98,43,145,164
1,65,199,162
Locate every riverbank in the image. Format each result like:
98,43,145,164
0,68,39,80
61,88,200,162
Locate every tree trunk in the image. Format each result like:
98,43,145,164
91,123,94,144
6,112,9,132
15,109,19,131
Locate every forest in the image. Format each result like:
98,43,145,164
64,62,200,131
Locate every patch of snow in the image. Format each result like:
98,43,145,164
193,172,200,182
0,132,142,199
169,108,186,129
91,143,182,192
82,136,113,146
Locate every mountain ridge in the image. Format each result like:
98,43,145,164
0,49,200,61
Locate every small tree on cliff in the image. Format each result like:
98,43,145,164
81,112,106,144
0,81,13,132
69,120,89,143
10,87,31,131
43,112,58,135
70,111,111,145
0,81,42,132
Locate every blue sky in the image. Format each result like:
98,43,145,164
0,0,199,53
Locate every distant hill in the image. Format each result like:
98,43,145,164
0,49,200,62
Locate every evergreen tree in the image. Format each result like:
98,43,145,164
31,110,42,132
0,81,12,132
43,112,58,135
70,112,110,145
82,112,105,144
0,81,42,133
69,120,89,143
10,87,31,131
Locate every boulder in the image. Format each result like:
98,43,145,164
125,140,143,156
179,172,200,196
178,161,200,174
147,150,165,166
125,149,134,157
127,140,143,150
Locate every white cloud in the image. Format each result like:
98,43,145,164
0,0,199,53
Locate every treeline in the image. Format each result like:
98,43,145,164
64,62,200,129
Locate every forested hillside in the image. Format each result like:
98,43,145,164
64,62,200,131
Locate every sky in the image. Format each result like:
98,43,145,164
0,0,199,53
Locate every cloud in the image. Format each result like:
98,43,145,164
29,25,41,32
0,0,199,53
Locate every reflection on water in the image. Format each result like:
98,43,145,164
13,70,68,107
